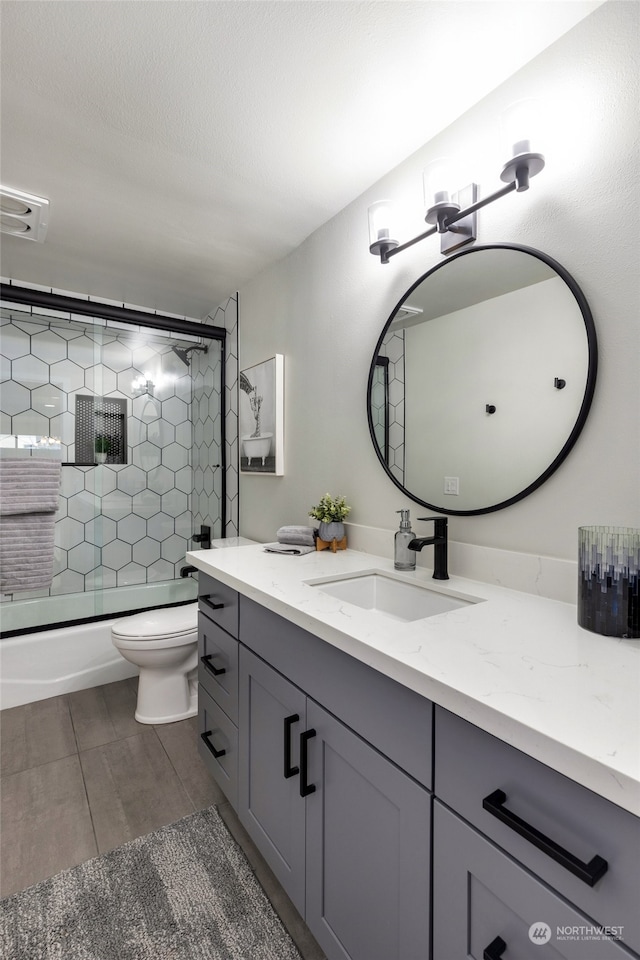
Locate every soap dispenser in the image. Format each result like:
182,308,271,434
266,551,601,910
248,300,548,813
394,509,416,570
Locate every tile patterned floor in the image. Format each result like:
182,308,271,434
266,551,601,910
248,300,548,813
0,678,325,960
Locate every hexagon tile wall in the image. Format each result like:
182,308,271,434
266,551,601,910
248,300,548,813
200,294,239,539
0,288,234,609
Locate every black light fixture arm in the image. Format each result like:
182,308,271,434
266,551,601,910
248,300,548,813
379,180,517,264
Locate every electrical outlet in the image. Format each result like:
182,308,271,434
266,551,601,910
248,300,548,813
444,477,459,495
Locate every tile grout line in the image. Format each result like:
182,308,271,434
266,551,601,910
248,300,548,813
151,724,198,812
66,693,101,858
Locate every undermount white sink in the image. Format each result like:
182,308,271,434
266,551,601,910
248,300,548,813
307,571,482,622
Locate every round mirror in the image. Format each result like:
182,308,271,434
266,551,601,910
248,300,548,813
367,244,597,515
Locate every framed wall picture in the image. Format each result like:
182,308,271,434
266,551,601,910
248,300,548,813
239,354,284,475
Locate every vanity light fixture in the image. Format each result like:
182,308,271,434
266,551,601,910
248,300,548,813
368,107,545,262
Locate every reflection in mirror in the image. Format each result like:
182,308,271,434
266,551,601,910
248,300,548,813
371,357,390,464
368,245,597,515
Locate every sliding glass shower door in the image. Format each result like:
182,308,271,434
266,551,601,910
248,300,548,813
0,305,223,633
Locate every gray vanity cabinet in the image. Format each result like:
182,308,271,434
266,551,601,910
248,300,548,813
433,801,635,960
196,573,240,808
237,646,307,915
196,576,639,960
304,698,431,960
433,708,640,959
237,611,432,960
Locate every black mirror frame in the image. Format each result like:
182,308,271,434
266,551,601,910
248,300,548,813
366,243,598,516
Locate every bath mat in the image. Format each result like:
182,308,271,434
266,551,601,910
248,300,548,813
0,806,302,960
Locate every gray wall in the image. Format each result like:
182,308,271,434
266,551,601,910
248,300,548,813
236,2,639,560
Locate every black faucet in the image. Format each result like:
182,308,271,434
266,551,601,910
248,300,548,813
408,517,449,580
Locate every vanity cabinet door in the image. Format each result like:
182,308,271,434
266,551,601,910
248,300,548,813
433,801,636,960
305,700,431,960
197,685,238,809
198,610,238,722
238,646,307,916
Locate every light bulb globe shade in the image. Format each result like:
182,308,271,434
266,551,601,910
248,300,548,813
500,98,545,189
368,200,399,256
423,158,461,226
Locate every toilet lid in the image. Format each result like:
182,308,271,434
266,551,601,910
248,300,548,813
112,601,198,640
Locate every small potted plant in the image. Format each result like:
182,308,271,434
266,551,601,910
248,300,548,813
94,435,110,464
309,493,351,544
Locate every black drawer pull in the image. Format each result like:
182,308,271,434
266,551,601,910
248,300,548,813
483,935,507,960
201,730,226,759
200,654,226,677
300,729,316,797
482,789,608,886
201,595,225,614
284,714,300,779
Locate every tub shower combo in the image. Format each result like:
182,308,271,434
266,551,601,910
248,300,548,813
0,286,228,713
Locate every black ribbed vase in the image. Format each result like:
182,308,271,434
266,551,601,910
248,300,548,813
578,526,639,639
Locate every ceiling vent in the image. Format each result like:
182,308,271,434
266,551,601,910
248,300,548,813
0,186,49,242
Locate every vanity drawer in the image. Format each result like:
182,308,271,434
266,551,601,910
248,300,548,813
240,595,433,788
198,611,238,722
435,707,640,953
198,572,239,639
197,684,238,808
433,801,636,960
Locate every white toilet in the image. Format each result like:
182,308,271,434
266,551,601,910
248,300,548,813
111,602,199,724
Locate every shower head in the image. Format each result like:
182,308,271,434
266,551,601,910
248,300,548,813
171,343,208,366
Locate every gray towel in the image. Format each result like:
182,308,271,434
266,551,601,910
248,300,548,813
276,525,316,547
0,458,61,593
0,458,62,515
0,513,58,592
264,542,316,556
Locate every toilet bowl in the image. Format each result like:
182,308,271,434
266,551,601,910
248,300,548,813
112,602,199,724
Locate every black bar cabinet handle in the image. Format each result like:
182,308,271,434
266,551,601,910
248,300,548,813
200,654,226,677
200,730,226,759
300,729,316,797
482,789,608,887
483,935,507,960
201,595,225,613
283,714,300,778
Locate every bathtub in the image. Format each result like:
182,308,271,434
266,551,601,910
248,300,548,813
0,579,197,710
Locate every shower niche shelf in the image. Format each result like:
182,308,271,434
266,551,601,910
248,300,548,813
75,394,127,465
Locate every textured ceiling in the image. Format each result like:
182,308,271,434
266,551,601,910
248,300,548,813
0,1,602,318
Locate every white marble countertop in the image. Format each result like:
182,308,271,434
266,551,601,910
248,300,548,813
187,544,640,816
